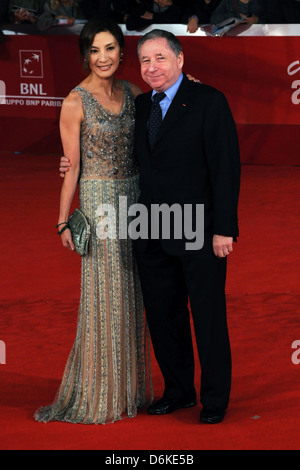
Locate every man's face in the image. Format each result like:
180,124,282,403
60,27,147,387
139,38,184,92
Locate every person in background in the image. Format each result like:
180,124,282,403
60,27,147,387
80,0,138,23
126,0,182,31
277,0,300,22
36,0,86,31
260,0,300,23
7,0,44,24
0,0,9,43
77,0,100,19
210,0,262,25
182,0,222,33
257,0,281,23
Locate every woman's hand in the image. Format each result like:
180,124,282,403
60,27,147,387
60,227,75,252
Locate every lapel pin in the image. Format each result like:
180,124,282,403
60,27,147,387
182,104,187,107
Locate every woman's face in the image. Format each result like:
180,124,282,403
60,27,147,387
88,31,121,78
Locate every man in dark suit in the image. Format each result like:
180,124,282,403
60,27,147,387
134,29,240,424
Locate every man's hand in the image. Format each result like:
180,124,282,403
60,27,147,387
213,235,233,258
59,156,71,178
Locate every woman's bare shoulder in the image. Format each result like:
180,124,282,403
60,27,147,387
62,89,83,108
60,89,84,119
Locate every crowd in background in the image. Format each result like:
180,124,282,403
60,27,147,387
1,0,300,43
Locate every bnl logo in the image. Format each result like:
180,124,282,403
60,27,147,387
19,50,43,78
0,341,6,365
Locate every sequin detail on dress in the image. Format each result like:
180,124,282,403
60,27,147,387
34,82,153,424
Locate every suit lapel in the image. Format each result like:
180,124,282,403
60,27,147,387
136,92,152,143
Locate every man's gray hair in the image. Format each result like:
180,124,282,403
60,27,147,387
137,29,183,57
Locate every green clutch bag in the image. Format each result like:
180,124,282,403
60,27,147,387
68,209,91,256
58,209,91,256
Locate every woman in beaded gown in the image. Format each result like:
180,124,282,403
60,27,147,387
34,19,152,425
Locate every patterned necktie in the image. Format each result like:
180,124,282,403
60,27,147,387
148,92,166,149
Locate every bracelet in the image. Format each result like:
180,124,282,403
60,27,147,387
56,221,69,235
57,224,70,235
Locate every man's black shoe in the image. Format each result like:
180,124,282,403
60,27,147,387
199,406,226,424
148,396,197,415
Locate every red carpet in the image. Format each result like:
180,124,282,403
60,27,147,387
0,153,300,450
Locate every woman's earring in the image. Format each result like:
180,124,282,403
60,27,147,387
119,53,123,64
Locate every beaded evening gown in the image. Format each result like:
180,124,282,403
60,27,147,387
34,81,152,424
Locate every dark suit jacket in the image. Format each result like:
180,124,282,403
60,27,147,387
134,74,240,255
